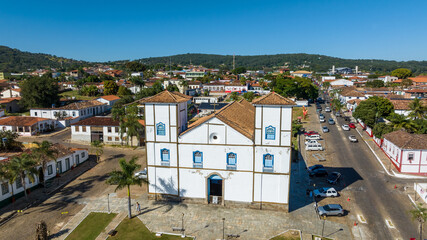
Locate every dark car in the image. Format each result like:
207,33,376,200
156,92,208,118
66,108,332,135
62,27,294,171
307,164,324,173
327,172,341,184
309,168,328,177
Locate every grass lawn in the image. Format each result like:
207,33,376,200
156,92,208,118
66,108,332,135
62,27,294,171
292,107,306,121
270,230,301,240
108,217,193,240
66,212,117,240
60,90,96,100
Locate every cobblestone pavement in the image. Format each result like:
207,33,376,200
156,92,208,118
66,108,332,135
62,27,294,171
55,193,352,240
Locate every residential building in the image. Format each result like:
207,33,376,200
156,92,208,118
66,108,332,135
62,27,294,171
382,131,427,175
0,98,21,113
224,82,248,93
330,79,354,86
389,98,427,116
203,82,225,92
338,88,367,103
30,100,107,127
1,88,21,98
378,75,398,83
185,71,206,80
0,116,55,136
96,95,121,110
291,71,312,78
141,91,295,211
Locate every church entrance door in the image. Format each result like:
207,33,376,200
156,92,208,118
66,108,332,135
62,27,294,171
208,175,222,204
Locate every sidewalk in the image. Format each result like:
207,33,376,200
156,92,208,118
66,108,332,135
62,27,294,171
355,125,427,180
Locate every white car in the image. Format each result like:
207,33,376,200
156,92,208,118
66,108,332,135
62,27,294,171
320,118,325,123
313,187,338,198
134,168,147,179
305,139,319,145
325,107,331,112
341,124,350,131
349,135,358,142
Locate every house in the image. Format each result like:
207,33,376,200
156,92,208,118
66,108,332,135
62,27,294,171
330,79,354,86
339,88,367,103
185,71,206,80
394,76,427,87
322,76,336,82
404,89,427,99
203,82,225,92
141,91,295,211
0,98,21,113
378,76,398,83
188,81,202,90
1,88,21,98
224,82,248,93
0,116,55,136
193,95,224,104
291,71,312,78
389,99,427,116
0,144,89,205
96,95,121,110
382,131,427,175
30,100,107,127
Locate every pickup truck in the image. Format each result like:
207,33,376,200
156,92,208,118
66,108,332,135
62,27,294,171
313,187,338,198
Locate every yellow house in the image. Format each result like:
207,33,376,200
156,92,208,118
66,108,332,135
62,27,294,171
0,72,4,80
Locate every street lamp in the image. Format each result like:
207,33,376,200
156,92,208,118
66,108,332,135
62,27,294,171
107,193,110,213
222,218,225,240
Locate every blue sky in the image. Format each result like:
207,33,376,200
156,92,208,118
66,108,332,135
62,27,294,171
1,0,426,62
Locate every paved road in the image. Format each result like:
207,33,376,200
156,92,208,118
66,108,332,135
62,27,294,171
318,98,422,239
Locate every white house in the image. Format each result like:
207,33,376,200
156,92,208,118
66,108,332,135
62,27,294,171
30,100,107,127
224,83,248,93
1,88,21,99
0,144,88,204
96,95,121,110
339,89,367,103
0,116,55,136
141,90,295,211
203,82,225,92
378,75,398,83
330,79,354,86
382,131,427,175
321,76,336,82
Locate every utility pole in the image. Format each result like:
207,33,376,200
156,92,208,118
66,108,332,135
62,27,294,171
233,54,235,70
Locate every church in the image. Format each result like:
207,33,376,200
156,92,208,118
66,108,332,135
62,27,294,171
139,90,295,211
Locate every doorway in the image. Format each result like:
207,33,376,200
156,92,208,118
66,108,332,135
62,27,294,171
208,174,223,204
38,168,44,185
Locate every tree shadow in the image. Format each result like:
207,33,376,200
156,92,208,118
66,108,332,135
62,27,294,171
48,228,69,239
151,176,188,213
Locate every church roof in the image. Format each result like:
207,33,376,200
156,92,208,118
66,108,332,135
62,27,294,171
181,100,255,140
252,92,296,106
138,90,190,104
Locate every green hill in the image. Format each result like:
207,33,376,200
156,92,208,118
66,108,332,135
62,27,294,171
137,53,427,74
0,45,89,72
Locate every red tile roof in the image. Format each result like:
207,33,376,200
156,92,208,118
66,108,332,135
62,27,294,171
252,92,296,106
100,95,121,101
0,116,50,126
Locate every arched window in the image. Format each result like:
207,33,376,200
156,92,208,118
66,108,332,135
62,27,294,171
161,149,170,166
156,122,165,136
265,125,275,140
263,154,274,172
227,152,237,170
193,151,203,168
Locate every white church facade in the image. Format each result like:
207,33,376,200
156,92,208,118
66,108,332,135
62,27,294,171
140,91,295,211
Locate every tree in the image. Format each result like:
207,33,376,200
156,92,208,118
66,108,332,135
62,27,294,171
230,92,239,101
8,153,38,201
104,80,119,95
32,141,58,190
366,80,385,88
121,105,144,146
80,85,99,96
125,61,147,72
408,98,427,120
20,75,60,108
117,86,132,97
401,78,413,89
0,162,17,202
91,140,103,162
0,131,23,151
331,98,344,112
166,84,179,92
243,92,255,102
387,113,416,132
35,221,48,240
232,66,246,75
391,68,412,79
372,122,394,138
106,157,146,218
322,82,331,90
128,76,145,88
353,96,394,127
409,203,427,240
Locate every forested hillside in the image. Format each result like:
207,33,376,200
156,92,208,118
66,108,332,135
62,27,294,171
0,46,89,72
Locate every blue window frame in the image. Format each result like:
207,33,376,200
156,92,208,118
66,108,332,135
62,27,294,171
161,149,170,166
263,154,274,172
226,152,237,170
193,151,203,168
156,122,165,136
265,125,275,140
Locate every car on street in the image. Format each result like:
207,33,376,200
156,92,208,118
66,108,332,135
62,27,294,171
335,112,341,117
317,204,345,217
306,143,324,151
327,172,341,184
316,105,322,110
341,124,350,131
328,118,335,125
313,187,338,198
319,113,325,118
304,131,318,136
320,118,325,123
322,126,329,133
134,168,147,179
309,168,328,177
325,107,331,112
349,123,356,129
349,135,358,142
305,139,319,145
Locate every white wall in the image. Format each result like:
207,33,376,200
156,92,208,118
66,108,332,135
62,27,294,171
255,106,292,147
254,174,289,204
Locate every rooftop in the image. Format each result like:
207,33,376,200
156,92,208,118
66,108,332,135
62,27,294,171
99,95,121,101
33,100,106,110
384,130,427,150
138,90,191,104
252,92,296,106
71,116,120,126
0,116,50,126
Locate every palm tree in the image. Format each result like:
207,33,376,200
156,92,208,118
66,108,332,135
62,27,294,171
408,98,427,120
91,140,103,162
32,141,58,190
123,118,143,147
388,113,417,132
0,162,16,202
8,153,38,201
410,203,427,240
106,157,146,218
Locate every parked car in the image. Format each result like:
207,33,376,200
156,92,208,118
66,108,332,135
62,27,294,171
322,126,329,133
341,124,350,131
306,143,324,151
134,168,147,179
306,134,321,140
335,112,341,117
309,168,328,177
305,139,319,145
349,123,356,129
313,187,338,198
325,107,331,112
316,105,322,110
317,204,345,217
349,135,358,142
327,172,341,184
320,118,325,123
307,164,324,173
328,118,335,125
319,113,325,118
304,131,318,136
